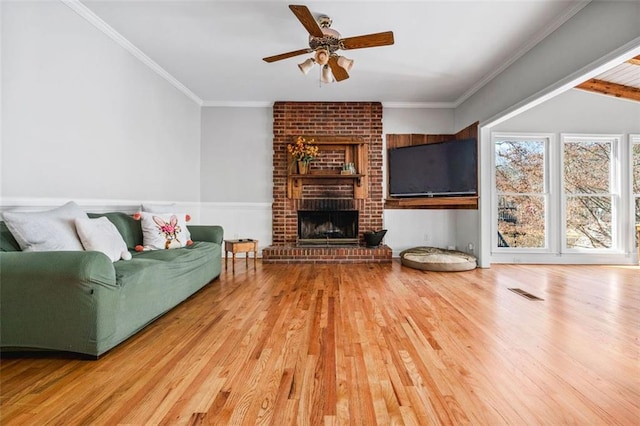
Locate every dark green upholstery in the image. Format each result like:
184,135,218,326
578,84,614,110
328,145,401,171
0,212,223,357
0,221,20,251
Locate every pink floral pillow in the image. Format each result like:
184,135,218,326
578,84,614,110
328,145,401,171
137,212,191,251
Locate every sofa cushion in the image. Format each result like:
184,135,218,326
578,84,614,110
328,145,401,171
140,212,190,250
75,217,132,262
1,201,86,252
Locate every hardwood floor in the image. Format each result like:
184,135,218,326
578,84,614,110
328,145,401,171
1,261,638,425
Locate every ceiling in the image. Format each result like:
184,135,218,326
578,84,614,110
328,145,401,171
78,0,591,106
576,55,640,102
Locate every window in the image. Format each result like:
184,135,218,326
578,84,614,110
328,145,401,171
493,136,548,249
492,132,633,262
633,137,640,221
562,135,619,251
632,136,640,244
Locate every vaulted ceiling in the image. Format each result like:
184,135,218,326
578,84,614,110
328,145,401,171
576,55,640,102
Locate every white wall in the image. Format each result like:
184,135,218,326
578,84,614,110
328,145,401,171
200,107,272,203
493,89,640,134
1,1,201,207
199,106,272,248
382,107,461,255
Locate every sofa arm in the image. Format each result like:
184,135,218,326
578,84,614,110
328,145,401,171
188,225,224,245
0,251,118,355
1,250,116,288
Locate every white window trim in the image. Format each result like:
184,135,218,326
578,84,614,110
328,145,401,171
560,133,623,254
630,134,640,257
491,132,554,255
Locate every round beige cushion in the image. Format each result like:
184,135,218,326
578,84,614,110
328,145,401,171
400,247,477,272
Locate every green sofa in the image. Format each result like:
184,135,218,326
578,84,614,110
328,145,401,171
0,212,223,358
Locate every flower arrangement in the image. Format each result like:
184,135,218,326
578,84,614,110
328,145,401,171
287,136,318,164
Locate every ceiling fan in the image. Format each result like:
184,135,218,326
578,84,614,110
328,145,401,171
263,4,394,83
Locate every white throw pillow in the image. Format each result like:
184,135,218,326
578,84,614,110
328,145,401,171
2,201,86,251
140,212,189,250
75,217,132,262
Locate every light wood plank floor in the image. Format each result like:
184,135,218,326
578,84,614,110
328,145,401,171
1,261,639,425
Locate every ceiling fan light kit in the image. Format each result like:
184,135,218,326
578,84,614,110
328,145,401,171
314,48,330,66
337,56,354,73
298,58,316,74
264,4,394,84
321,65,334,84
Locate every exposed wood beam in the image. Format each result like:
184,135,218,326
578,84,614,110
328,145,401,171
576,78,640,102
626,55,640,66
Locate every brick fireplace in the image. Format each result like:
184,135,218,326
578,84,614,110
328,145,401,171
262,101,392,263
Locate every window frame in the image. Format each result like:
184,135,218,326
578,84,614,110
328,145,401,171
491,133,553,254
631,134,640,250
560,133,622,254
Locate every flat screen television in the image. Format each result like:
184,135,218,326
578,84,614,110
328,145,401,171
388,138,477,197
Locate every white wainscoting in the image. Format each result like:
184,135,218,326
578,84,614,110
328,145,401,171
199,202,273,253
0,197,201,217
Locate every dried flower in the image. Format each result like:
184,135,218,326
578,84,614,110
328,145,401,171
287,136,318,164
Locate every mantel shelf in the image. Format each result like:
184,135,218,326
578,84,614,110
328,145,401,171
286,137,368,199
292,174,364,187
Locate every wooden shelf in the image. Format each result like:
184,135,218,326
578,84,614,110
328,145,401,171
291,174,364,185
385,196,478,210
287,136,368,199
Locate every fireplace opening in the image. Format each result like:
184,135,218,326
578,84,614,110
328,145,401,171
298,210,359,246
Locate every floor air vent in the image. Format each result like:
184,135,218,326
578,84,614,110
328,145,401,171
508,288,544,301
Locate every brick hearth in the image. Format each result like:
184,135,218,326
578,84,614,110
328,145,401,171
262,244,392,264
262,101,391,264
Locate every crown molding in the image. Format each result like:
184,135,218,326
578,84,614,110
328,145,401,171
201,101,457,109
382,102,456,109
453,0,591,107
201,101,273,108
60,0,203,106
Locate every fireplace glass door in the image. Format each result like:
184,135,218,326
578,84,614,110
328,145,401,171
298,210,358,245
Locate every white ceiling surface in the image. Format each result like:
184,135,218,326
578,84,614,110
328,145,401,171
596,62,640,88
80,0,585,106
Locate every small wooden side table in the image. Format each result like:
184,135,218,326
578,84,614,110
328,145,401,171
224,239,258,272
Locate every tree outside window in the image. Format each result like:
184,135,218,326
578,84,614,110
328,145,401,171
563,138,615,250
633,141,640,218
633,139,640,245
495,139,546,248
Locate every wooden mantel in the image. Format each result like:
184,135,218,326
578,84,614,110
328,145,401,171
287,136,369,199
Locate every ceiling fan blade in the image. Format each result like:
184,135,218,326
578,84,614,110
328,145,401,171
289,5,324,38
263,48,311,63
341,31,394,50
328,56,349,82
